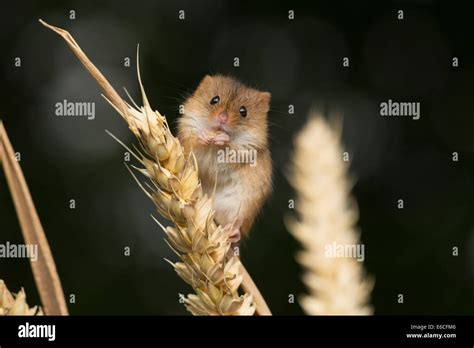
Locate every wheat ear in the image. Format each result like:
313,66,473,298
287,114,374,315
39,20,271,315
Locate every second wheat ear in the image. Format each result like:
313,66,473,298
287,114,374,315
39,19,271,315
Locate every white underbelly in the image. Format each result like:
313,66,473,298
213,182,242,224
194,148,243,224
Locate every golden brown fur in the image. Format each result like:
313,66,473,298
178,75,272,238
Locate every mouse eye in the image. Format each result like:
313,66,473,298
239,106,247,117
210,96,220,105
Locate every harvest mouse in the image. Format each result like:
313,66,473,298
177,75,272,243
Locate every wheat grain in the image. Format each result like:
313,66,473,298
0,280,43,315
287,114,374,315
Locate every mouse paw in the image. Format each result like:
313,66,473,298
212,132,230,146
198,130,213,145
227,226,241,244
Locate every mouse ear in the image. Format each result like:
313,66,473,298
259,91,271,106
198,75,213,88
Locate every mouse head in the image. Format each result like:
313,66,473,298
183,75,271,149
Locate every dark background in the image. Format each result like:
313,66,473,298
0,0,473,315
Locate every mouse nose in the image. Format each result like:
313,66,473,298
217,111,228,124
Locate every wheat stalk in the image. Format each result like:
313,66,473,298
0,280,43,315
0,122,68,315
39,20,271,315
287,113,374,315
